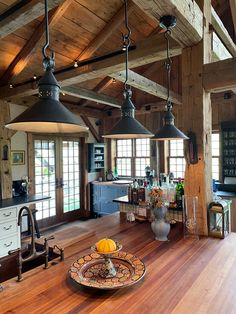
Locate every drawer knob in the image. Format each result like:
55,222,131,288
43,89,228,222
4,241,13,247
3,212,12,217
3,225,12,231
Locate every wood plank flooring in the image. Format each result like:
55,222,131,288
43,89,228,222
1,213,236,314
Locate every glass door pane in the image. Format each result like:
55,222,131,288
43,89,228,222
62,140,80,213
34,139,56,221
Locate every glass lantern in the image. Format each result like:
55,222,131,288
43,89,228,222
208,200,232,238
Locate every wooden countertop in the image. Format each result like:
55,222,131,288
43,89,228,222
1,213,236,313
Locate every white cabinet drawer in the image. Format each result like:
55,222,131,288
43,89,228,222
0,234,18,257
0,220,18,237
0,207,17,221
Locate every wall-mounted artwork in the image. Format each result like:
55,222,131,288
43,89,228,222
11,150,25,165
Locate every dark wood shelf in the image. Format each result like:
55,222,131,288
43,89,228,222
88,143,105,172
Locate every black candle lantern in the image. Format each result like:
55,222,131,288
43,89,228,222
208,200,232,238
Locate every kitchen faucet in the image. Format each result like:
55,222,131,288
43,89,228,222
8,206,55,282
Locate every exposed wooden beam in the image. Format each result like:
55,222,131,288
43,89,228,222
63,101,104,119
0,0,73,85
0,34,181,100
0,100,13,199
58,34,182,87
81,115,101,142
74,3,135,108
76,1,136,61
230,0,236,36
0,0,64,39
132,0,202,46
211,7,236,57
62,86,121,108
212,32,232,62
75,3,160,110
203,58,236,92
211,92,236,104
79,77,113,107
110,69,182,105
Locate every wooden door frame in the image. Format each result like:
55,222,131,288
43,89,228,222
28,134,88,228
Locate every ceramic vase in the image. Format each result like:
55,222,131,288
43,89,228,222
151,206,170,241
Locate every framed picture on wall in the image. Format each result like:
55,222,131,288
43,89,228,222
11,150,25,165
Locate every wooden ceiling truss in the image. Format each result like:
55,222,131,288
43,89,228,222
0,0,235,112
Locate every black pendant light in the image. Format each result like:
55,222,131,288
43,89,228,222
103,0,153,139
152,16,188,141
5,0,88,133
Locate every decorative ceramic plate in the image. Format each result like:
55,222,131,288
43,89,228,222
68,251,146,290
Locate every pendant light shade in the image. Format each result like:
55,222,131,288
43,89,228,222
5,0,88,134
152,15,188,141
5,69,88,133
103,0,153,139
152,110,188,140
103,90,153,139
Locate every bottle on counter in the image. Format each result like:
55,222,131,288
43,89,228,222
132,179,139,204
168,179,177,208
176,178,184,210
138,186,145,202
113,166,118,179
145,181,152,204
152,177,159,188
128,183,133,203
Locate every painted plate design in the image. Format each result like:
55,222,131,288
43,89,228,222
69,251,146,290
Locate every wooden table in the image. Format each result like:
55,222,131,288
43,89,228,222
1,213,236,313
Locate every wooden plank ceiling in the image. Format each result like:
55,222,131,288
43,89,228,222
0,0,234,117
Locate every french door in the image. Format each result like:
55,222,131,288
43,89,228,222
31,136,83,228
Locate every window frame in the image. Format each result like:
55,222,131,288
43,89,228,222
212,132,220,181
115,139,151,177
167,139,186,179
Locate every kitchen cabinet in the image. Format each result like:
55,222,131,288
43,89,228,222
222,121,236,182
88,143,105,172
0,206,19,258
0,195,50,258
90,182,128,216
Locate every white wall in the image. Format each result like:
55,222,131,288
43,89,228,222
10,104,28,181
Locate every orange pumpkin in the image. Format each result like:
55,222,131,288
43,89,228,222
96,238,117,253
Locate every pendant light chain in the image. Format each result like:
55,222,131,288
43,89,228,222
123,0,131,98
42,0,55,71
164,28,172,112
102,0,153,138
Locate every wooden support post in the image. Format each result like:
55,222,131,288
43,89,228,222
80,137,89,216
182,0,212,236
0,100,13,199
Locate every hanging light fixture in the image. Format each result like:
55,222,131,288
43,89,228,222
5,0,88,133
152,16,188,141
103,0,153,139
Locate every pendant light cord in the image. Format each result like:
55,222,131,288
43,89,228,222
123,0,131,98
42,0,55,71
165,29,172,111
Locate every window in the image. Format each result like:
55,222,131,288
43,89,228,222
168,140,185,179
116,139,150,177
212,133,220,180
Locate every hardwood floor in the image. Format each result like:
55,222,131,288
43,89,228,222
1,213,236,313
